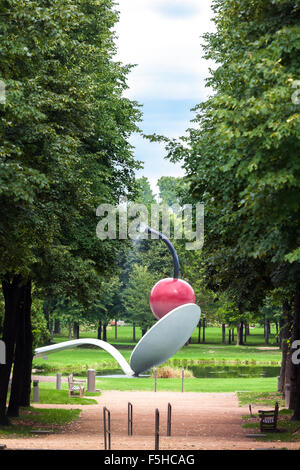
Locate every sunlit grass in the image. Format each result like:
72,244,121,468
0,407,81,437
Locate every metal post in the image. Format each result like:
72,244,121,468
155,408,159,450
88,369,96,393
128,402,133,436
167,403,172,436
56,373,62,390
181,368,184,392
33,380,39,403
103,406,111,450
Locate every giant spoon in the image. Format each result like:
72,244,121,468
34,227,201,376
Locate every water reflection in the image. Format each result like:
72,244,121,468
96,365,281,379
188,364,280,378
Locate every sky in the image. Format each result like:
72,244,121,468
114,0,215,196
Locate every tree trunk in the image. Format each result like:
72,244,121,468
49,318,54,342
73,322,79,339
291,287,300,420
68,322,72,340
244,321,247,344
0,275,26,424
54,319,60,334
115,320,117,340
228,328,231,345
264,317,269,345
278,301,292,394
275,322,279,344
16,279,33,407
202,317,206,343
236,322,244,345
7,278,33,416
222,324,226,344
97,320,102,340
103,324,107,342
231,328,234,342
132,322,136,342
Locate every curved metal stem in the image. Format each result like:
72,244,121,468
145,226,179,279
34,338,135,376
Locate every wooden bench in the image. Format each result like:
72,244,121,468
258,402,279,432
68,374,85,398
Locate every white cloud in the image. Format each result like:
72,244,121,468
115,0,215,101
114,1,216,193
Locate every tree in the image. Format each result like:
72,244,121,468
122,264,157,336
163,0,300,415
157,176,188,206
0,0,141,424
136,177,157,205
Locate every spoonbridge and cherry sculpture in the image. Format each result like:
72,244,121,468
34,226,201,376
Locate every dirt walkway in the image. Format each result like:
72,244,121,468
1,390,300,450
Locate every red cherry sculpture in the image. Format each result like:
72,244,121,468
149,277,196,320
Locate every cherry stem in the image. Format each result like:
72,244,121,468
144,226,180,279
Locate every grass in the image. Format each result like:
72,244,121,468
0,407,81,437
93,376,278,393
33,325,282,377
30,383,100,405
237,391,285,407
237,391,300,443
241,408,300,442
31,325,282,395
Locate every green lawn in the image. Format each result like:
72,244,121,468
0,408,81,437
32,325,282,394
30,384,99,404
36,375,278,394
33,325,282,377
51,325,280,348
93,376,278,393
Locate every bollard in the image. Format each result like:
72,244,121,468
103,407,111,450
128,402,133,436
56,373,62,390
285,383,291,408
155,408,159,450
167,403,172,436
33,380,39,403
87,369,96,393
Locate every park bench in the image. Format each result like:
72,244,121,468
68,374,85,398
258,402,279,432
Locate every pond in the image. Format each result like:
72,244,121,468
96,364,281,379
188,364,280,378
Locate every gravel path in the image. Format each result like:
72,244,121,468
1,389,300,450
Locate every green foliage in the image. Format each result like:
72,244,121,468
31,296,50,348
157,176,189,206
164,0,300,315
0,407,81,436
122,264,157,332
136,177,157,205
0,0,142,302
